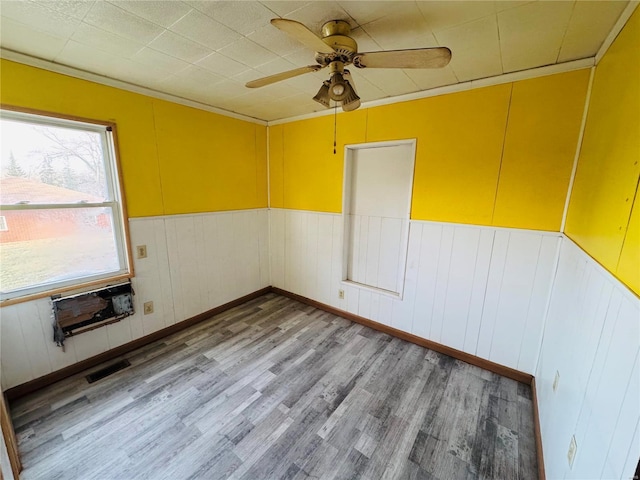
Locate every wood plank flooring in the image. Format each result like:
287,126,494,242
9,293,538,480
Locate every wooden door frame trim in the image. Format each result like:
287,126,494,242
1,392,21,478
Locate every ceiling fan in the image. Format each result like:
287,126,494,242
246,19,452,112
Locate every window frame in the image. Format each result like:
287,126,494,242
0,105,134,306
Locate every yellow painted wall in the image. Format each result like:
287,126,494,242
274,110,367,212
272,70,589,231
493,70,589,230
565,8,640,295
368,84,511,226
152,100,267,215
0,59,268,217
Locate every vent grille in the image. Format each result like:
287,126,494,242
86,359,131,384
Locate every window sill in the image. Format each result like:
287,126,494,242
341,280,403,301
0,273,133,307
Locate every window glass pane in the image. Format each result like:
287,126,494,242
0,119,109,204
0,207,120,294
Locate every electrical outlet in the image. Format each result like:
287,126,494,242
567,435,577,468
143,301,154,315
338,289,345,299
136,245,147,259
553,370,560,393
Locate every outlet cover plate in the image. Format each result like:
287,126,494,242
136,245,147,259
338,289,345,299
143,301,154,315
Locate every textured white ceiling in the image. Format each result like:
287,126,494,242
0,0,630,121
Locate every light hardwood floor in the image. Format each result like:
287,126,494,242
10,293,538,479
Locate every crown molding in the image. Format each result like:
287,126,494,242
595,1,639,65
267,57,595,126
0,48,268,126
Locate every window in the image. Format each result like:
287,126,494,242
342,141,415,298
0,109,130,302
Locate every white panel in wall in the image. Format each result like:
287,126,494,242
390,222,421,333
412,222,439,339
430,225,455,344
1,304,39,389
269,208,285,289
349,145,414,218
269,209,559,375
462,229,494,355
536,237,640,480
316,214,334,306
476,230,509,360
305,213,319,300
440,227,482,352
487,231,543,369
345,143,414,294
129,217,174,334
330,214,345,311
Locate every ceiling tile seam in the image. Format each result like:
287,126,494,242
99,2,246,62
429,11,500,39
88,1,164,45
27,0,85,64
34,0,94,23
555,0,578,64
259,3,284,20
158,5,194,35
494,13,505,77
75,2,166,62
430,30,460,84
0,48,267,126
72,21,149,62
104,0,172,36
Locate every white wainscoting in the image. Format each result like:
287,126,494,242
0,209,270,390
269,208,561,374
536,237,640,480
347,214,409,295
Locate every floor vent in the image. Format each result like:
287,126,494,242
86,360,131,384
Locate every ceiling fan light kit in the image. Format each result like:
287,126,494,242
328,71,349,101
313,81,331,108
246,18,451,113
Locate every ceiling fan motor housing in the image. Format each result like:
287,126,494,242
315,20,358,65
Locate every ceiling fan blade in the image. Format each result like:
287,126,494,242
246,65,324,88
353,47,452,69
271,18,335,54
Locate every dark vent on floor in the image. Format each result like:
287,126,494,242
86,360,131,384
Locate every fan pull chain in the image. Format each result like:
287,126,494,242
333,104,337,155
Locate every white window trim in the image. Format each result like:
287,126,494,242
0,108,132,303
341,139,417,301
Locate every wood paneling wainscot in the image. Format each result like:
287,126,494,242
269,208,561,375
